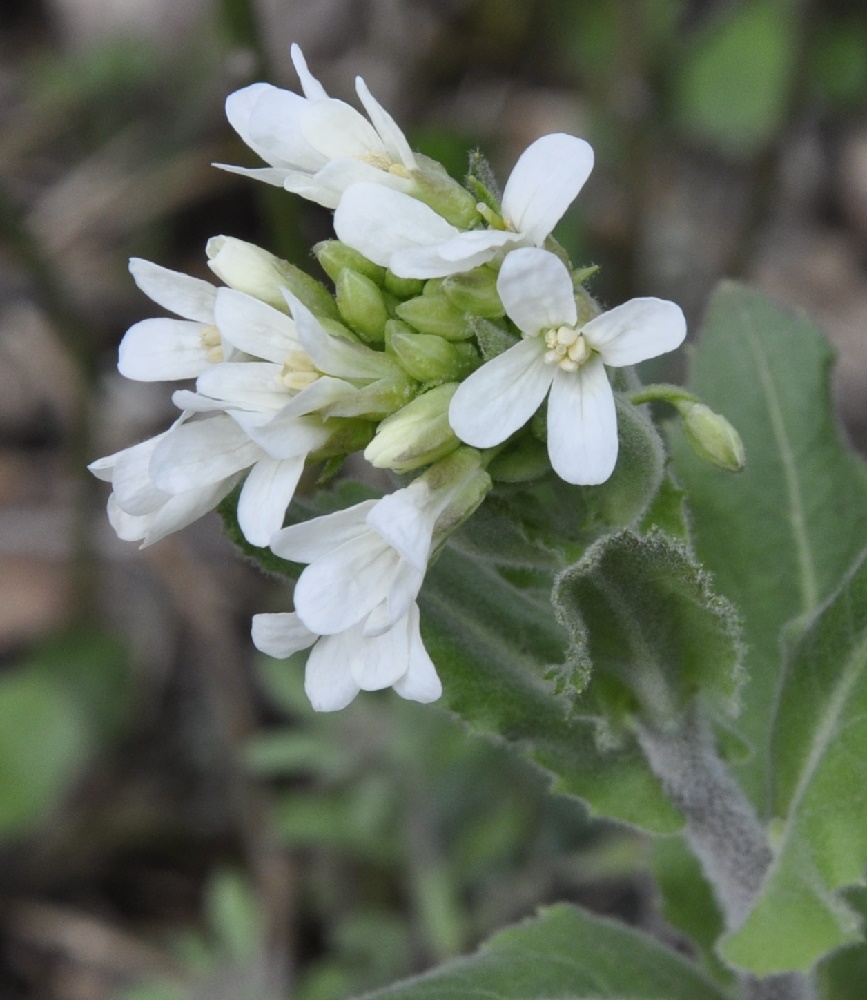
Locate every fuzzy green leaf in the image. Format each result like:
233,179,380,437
421,544,682,832
354,904,734,1000
671,282,867,806
721,548,867,974
552,529,743,726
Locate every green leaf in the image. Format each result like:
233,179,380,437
421,544,683,833
552,529,743,726
353,904,734,1000
721,548,867,974
671,282,867,806
674,0,796,157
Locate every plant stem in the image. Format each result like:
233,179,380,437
635,703,814,1000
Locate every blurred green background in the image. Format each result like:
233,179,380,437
0,0,866,997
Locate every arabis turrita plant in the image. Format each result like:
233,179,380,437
90,45,860,1000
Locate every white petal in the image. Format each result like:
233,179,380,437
117,319,210,381
362,561,425,635
392,605,442,703
305,157,413,208
448,338,552,448
366,483,436,570
501,134,594,246
270,376,358,418
497,247,577,335
583,297,687,367
149,415,262,492
229,411,331,461
546,357,617,485
111,435,169,514
350,617,409,691
128,259,217,323
290,44,329,101
225,83,278,164
354,76,416,168
389,229,519,279
270,501,376,562
237,455,305,547
251,611,317,658
301,99,383,160
334,184,458,267
171,389,229,413
196,362,288,413
245,86,324,171
304,632,360,711
293,536,401,635
213,162,291,187
215,288,298,363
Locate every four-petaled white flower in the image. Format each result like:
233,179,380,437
333,133,593,278
449,247,687,485
218,44,417,208
252,482,453,710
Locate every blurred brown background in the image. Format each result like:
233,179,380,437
0,1,865,998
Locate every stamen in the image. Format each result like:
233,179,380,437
281,370,320,390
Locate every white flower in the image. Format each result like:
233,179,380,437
217,44,417,207
251,468,482,710
333,133,593,278
449,247,686,485
118,259,229,381
251,604,441,712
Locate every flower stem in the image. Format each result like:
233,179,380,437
635,703,815,1000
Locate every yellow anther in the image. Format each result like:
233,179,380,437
388,163,412,179
284,350,316,372
280,370,319,390
567,335,589,364
206,345,224,363
200,325,221,349
559,358,579,372
556,326,579,347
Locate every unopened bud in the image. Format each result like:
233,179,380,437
364,383,460,473
411,154,480,229
314,240,385,286
679,402,745,473
384,270,425,300
386,321,479,382
207,236,338,321
335,270,389,344
441,267,504,318
486,434,551,483
396,294,472,341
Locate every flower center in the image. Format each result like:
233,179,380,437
543,326,590,372
199,324,224,363
281,349,320,390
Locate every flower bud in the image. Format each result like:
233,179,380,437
314,240,385,286
486,434,551,483
364,383,460,473
396,294,472,341
679,402,745,473
335,269,389,344
207,236,338,320
383,270,425,300
422,447,492,547
411,154,480,229
441,267,505,318
326,372,417,420
386,321,479,383
308,418,376,462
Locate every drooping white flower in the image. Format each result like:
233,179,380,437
217,44,417,207
333,133,594,278
251,603,441,712
449,247,686,485
118,259,229,381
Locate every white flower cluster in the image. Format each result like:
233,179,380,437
91,46,687,710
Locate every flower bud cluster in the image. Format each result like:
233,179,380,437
90,45,720,711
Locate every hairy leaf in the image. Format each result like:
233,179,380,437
671,282,867,806
721,548,867,973
354,904,734,1000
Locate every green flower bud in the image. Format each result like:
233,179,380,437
383,270,425,300
411,154,480,229
396,294,472,341
364,383,460,473
486,434,551,483
441,267,505,318
335,269,389,344
679,402,746,473
308,418,376,462
314,240,385,285
386,321,479,382
325,372,418,420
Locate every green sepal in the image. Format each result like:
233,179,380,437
486,434,550,484
412,152,481,229
387,324,479,383
468,315,519,361
324,373,418,420
278,260,340,321
441,266,505,318
383,270,425,300
465,148,501,211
